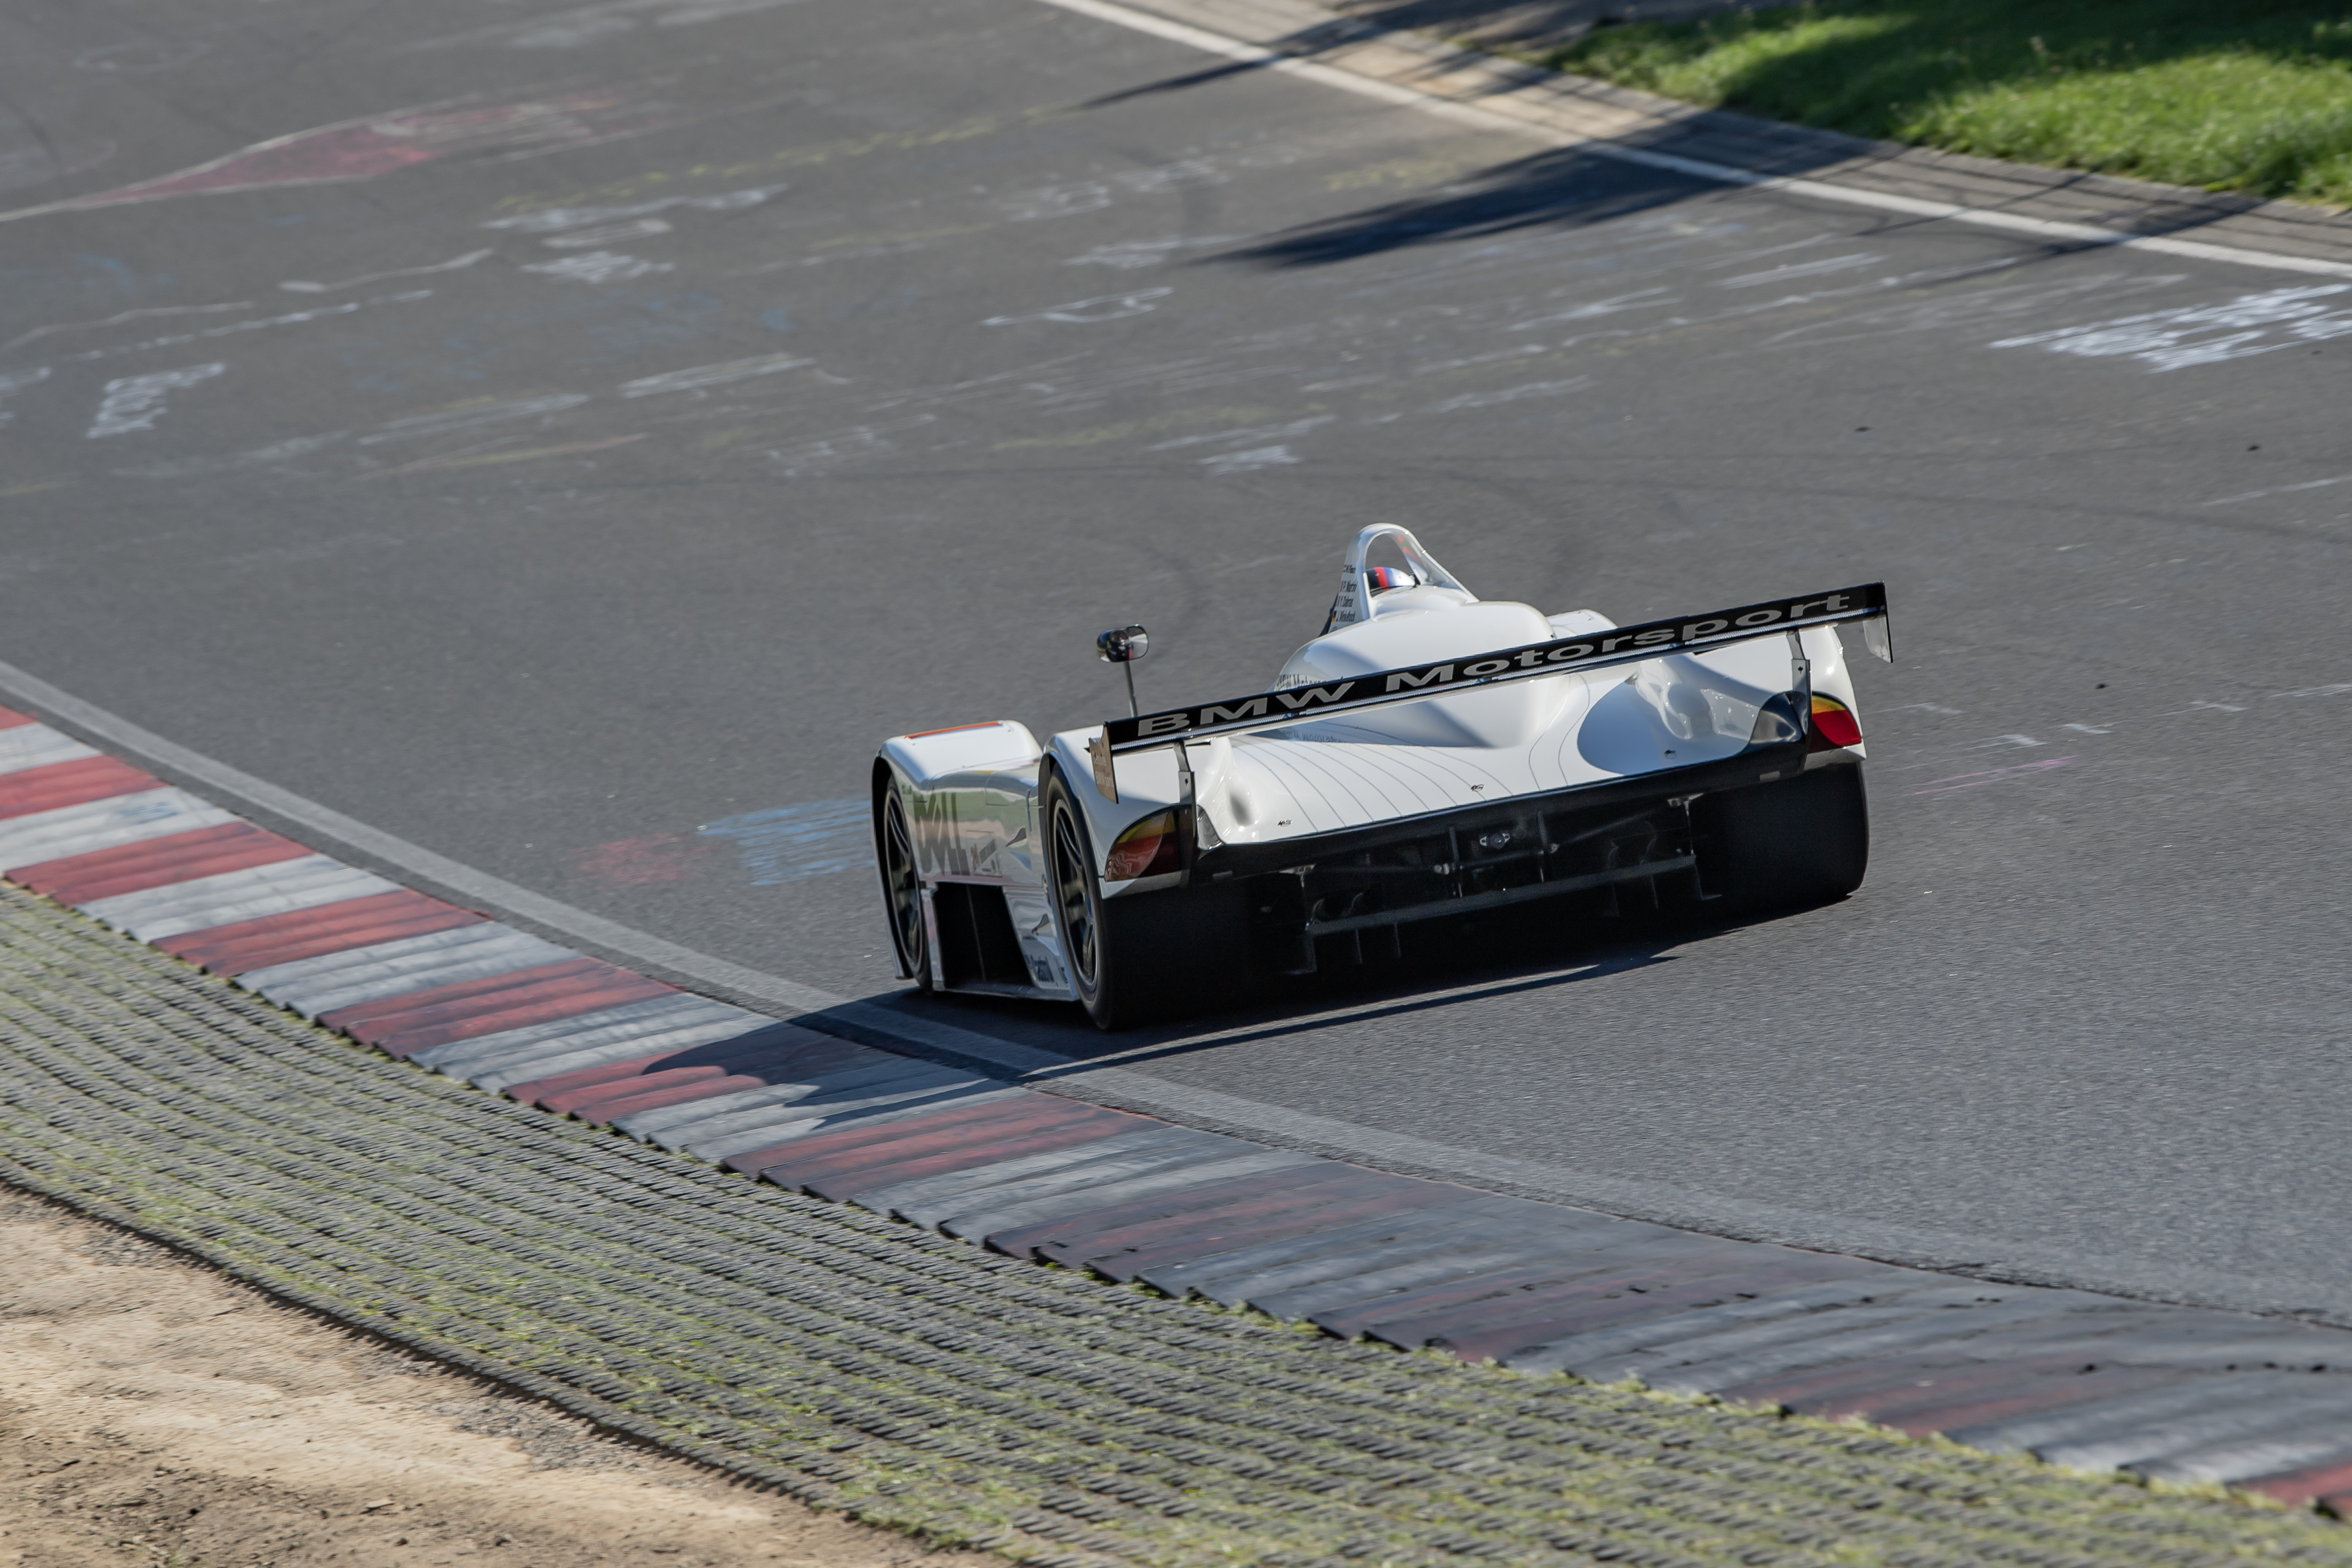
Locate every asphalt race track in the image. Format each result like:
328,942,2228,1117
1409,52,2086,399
2,0,2349,1318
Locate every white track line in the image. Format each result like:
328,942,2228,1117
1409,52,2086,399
1035,0,2352,280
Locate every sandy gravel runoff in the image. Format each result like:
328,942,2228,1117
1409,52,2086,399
0,1190,992,1568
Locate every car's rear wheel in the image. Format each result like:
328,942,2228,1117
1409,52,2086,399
1042,767,1250,1030
873,771,930,989
1693,763,1869,913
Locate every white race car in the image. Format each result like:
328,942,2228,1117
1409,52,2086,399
873,526,1890,1029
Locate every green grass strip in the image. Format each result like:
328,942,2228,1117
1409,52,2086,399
1541,0,2352,208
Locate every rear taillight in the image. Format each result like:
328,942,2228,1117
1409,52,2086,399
1104,809,1181,880
1808,694,1863,749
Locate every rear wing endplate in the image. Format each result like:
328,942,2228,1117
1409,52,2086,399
1102,582,1889,755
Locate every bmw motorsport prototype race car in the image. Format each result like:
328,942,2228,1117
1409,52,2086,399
874,526,1892,1029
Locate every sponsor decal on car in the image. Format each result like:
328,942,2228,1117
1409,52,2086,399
1104,583,1889,749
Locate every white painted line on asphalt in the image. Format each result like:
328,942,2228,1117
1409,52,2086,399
1032,0,2352,281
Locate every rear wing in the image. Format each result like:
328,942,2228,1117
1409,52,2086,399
1100,583,1889,764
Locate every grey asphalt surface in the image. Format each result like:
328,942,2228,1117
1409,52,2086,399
1,0,2348,1309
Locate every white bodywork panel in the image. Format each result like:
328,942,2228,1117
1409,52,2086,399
876,721,1072,997
875,529,1870,1002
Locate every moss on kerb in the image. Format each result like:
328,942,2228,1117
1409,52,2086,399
0,882,2346,1567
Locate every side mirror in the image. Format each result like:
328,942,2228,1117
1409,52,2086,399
1096,623,1149,716
1096,624,1149,664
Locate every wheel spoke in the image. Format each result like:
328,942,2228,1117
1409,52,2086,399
882,793,924,972
1052,806,1097,983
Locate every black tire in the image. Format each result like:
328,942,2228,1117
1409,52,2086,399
1693,762,1869,914
873,768,931,990
1041,767,1251,1030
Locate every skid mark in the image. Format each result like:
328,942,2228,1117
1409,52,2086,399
1428,376,1590,413
994,406,1279,452
280,250,493,294
1506,287,1678,331
52,293,435,365
0,139,116,196
571,833,712,885
481,185,784,234
359,395,590,446
0,367,49,427
1324,145,1514,193
984,289,1171,327
3,302,255,356
995,165,1228,227
1715,252,1884,289
542,218,673,249
74,39,206,74
0,93,679,224
1761,272,2183,351
999,182,1113,222
698,799,871,884
522,251,675,285
86,364,226,438
403,0,804,51
1147,415,1333,452
365,433,644,478
118,432,350,480
618,353,811,398
1204,444,1299,475
2206,474,2352,506
764,415,933,477
858,356,1091,417
484,108,1070,221
1066,236,1240,269
1992,284,2352,372
1913,757,2076,795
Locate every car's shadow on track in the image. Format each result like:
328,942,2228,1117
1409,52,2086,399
857,893,1842,1073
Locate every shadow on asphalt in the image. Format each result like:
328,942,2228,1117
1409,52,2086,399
1206,144,1712,267
854,890,1839,1071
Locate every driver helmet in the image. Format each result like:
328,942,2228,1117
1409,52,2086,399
1364,565,1420,595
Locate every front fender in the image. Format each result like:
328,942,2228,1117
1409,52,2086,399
877,720,1043,883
